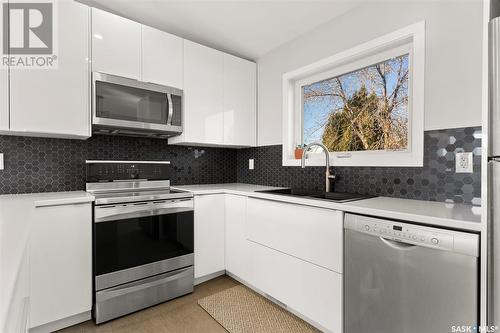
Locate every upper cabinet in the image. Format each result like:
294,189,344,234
8,0,90,138
142,26,183,89
170,41,257,147
91,8,141,79
170,40,225,145
223,54,256,146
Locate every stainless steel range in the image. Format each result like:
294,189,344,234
86,160,194,324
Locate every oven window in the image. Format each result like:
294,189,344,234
94,211,193,276
95,81,168,125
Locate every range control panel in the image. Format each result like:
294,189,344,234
86,161,170,182
351,215,454,251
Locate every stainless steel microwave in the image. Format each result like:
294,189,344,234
92,72,183,138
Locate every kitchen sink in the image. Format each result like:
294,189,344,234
255,188,374,203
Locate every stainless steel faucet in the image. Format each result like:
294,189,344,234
301,142,335,193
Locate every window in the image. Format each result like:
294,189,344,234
302,53,409,152
283,21,425,167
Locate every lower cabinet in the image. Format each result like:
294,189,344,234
194,193,344,332
225,194,249,281
194,194,225,279
246,241,343,333
29,203,92,330
244,198,344,332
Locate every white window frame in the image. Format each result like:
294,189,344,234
282,21,425,167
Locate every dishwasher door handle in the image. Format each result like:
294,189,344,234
379,237,417,251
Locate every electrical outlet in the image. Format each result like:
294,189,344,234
249,159,254,170
0,153,3,170
455,152,473,173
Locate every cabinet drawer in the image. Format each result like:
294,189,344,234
246,241,343,333
246,198,343,273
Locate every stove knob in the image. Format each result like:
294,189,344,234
431,238,439,245
412,235,418,240
364,225,370,231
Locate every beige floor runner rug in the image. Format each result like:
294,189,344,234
198,285,320,333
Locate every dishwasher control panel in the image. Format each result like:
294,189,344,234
356,217,453,250
345,214,480,258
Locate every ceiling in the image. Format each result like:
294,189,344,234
79,0,359,60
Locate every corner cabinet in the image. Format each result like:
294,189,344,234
223,54,257,146
193,194,225,280
91,8,141,80
29,202,92,331
171,41,225,146
7,0,91,139
225,194,250,281
169,41,256,147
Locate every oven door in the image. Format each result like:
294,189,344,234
92,72,183,134
94,198,194,291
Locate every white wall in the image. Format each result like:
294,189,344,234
257,1,484,146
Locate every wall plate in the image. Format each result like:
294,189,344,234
455,152,473,173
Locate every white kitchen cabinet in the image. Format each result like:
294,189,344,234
170,40,224,146
8,0,90,138
244,197,344,332
0,0,7,132
225,195,250,281
246,198,344,273
194,194,225,279
170,43,257,147
0,66,7,131
91,8,141,79
142,26,183,88
246,240,343,333
223,54,256,146
29,203,92,330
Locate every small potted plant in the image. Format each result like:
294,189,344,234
294,145,305,159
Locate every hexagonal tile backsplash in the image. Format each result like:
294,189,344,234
0,135,237,194
236,127,482,205
0,127,481,205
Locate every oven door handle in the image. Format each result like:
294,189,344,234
94,200,193,223
96,266,193,302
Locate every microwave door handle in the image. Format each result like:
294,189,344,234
166,93,173,125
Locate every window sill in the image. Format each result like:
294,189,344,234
283,151,424,167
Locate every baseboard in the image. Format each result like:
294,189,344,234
225,271,332,333
194,270,226,285
29,311,91,333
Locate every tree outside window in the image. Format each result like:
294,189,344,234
302,54,409,152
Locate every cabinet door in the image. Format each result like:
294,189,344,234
225,195,249,281
247,241,343,333
194,194,225,279
9,1,90,138
246,198,344,273
142,25,183,89
171,40,224,145
0,0,8,131
91,8,141,79
29,203,92,328
0,67,7,131
223,54,256,146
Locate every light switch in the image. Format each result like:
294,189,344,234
249,159,254,170
455,152,473,173
0,153,3,170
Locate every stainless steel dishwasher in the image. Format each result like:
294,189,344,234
344,213,479,333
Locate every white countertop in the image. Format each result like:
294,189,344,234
173,183,482,232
